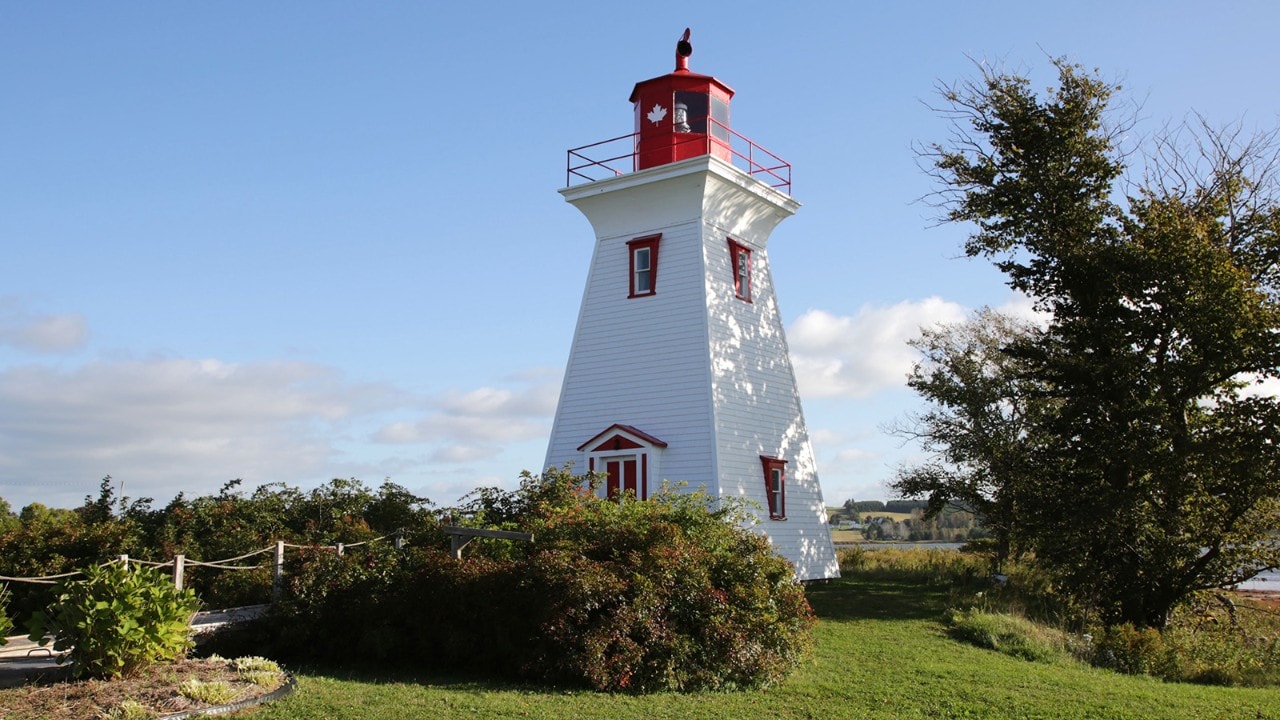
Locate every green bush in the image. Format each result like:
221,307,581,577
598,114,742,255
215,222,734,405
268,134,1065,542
261,469,816,693
945,607,1069,663
266,542,410,662
520,484,814,692
1091,623,1180,678
198,564,273,609
28,563,200,678
1148,594,1280,686
0,584,13,643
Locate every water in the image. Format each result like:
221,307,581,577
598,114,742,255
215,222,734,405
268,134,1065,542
1238,567,1280,592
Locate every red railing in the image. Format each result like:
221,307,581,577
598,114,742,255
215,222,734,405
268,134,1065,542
566,118,792,195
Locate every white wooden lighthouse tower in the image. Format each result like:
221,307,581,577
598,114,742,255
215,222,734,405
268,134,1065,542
545,31,839,581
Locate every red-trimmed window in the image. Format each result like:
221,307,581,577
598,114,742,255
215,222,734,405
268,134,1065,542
628,234,661,298
760,456,787,520
729,239,751,301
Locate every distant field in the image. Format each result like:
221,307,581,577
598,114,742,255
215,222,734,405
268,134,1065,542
827,509,916,523
829,529,864,543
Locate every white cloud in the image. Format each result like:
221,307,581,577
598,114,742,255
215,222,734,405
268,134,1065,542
788,297,968,399
430,444,502,463
832,447,878,465
0,299,88,353
0,357,402,508
371,369,561,464
786,293,1046,400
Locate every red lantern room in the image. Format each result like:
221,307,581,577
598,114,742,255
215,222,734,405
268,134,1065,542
629,29,734,171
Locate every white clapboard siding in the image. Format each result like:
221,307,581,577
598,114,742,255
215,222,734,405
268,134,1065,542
546,155,839,581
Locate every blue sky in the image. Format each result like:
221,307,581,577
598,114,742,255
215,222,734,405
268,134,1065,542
2,2,1278,511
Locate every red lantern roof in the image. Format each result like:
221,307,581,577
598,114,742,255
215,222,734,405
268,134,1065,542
565,29,791,193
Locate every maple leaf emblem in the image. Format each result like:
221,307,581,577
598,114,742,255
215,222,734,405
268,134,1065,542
646,104,668,125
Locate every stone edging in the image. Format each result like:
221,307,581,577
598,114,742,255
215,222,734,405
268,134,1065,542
159,673,297,719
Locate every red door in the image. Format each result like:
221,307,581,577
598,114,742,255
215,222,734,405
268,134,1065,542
605,457,639,499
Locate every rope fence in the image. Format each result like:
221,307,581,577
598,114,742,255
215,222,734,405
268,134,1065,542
0,531,406,601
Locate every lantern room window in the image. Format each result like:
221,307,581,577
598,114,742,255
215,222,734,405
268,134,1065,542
729,239,752,302
760,456,787,520
628,234,661,298
673,91,709,134
710,95,730,142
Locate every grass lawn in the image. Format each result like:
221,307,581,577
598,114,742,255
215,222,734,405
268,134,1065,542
241,572,1280,719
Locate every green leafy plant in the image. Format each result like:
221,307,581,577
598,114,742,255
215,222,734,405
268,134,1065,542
178,678,238,705
231,655,281,673
0,584,13,643
99,700,155,720
27,562,200,678
232,655,284,688
1091,623,1180,678
945,607,1069,663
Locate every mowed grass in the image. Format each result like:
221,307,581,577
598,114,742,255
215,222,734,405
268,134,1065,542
243,570,1280,720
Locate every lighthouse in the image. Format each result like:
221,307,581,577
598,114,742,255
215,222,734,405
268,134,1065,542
545,31,839,581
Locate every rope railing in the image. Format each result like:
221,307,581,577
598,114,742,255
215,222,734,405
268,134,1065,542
197,546,274,564
0,570,82,585
0,530,407,602
0,526,530,607
130,559,174,568
183,560,260,571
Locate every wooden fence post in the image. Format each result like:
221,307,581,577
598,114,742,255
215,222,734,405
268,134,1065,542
118,554,129,566
335,543,344,556
272,540,285,602
173,554,185,590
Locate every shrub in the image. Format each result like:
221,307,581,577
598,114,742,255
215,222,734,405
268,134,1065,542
260,469,816,693
266,542,409,662
27,563,200,678
1091,623,1180,678
521,486,815,692
1148,594,1280,686
198,565,273,609
945,607,1069,663
0,584,13,643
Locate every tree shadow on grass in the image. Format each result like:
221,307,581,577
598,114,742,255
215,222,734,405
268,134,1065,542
806,574,950,623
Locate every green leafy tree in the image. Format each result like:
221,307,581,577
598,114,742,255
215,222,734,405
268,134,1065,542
0,498,18,535
908,58,1280,627
891,308,1045,565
